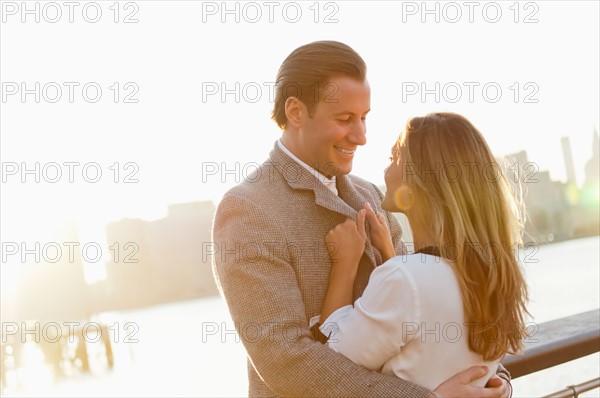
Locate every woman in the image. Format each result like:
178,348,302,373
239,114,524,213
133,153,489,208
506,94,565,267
319,112,529,391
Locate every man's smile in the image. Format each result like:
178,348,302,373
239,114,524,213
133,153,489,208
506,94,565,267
334,146,355,155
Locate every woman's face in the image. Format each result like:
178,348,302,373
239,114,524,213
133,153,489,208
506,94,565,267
382,144,415,213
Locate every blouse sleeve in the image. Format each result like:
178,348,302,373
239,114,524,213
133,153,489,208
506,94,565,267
319,261,421,370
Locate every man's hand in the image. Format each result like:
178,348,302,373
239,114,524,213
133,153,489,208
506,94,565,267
486,375,512,398
431,366,509,398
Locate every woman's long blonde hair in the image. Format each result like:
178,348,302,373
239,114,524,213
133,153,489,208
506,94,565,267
395,112,529,361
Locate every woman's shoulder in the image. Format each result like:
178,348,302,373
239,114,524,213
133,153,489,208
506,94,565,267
381,252,451,270
377,253,456,288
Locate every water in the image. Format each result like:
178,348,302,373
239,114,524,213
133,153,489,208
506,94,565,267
3,236,599,397
510,236,600,398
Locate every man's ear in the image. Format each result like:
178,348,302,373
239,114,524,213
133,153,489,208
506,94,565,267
284,97,304,128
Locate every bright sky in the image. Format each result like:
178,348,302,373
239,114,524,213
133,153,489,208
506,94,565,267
1,0,599,238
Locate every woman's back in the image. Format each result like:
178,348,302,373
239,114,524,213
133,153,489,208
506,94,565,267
322,253,499,391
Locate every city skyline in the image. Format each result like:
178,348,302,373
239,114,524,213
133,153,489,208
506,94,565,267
81,127,600,225
1,128,597,263
1,129,597,306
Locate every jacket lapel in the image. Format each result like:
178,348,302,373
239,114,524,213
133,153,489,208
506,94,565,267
268,142,354,217
337,175,382,267
268,142,382,267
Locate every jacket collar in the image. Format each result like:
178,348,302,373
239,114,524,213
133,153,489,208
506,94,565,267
268,141,354,217
268,141,383,266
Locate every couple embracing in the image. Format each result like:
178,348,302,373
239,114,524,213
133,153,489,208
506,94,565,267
212,41,528,398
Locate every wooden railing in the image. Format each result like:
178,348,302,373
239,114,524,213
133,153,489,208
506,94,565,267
501,309,600,397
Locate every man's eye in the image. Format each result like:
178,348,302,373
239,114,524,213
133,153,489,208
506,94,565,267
338,118,351,123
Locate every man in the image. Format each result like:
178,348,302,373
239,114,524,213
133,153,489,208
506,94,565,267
212,40,512,397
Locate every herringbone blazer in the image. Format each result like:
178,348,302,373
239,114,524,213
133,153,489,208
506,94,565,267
212,141,432,397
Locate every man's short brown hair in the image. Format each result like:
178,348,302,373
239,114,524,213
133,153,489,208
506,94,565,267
271,41,367,130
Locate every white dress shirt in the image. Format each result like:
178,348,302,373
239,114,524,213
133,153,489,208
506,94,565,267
320,254,500,391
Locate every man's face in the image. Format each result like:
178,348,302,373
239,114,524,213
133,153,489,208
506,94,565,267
291,77,370,178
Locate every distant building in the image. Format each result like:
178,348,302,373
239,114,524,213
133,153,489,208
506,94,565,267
92,201,218,312
499,151,571,242
575,128,600,237
525,170,571,241
561,137,577,185
5,223,92,323
500,130,600,242
583,128,599,188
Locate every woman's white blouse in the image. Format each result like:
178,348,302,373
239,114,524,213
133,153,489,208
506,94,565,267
319,254,499,391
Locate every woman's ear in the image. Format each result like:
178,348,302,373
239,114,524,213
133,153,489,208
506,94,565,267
284,97,303,128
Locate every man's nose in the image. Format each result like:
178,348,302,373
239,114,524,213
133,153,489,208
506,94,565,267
349,120,367,146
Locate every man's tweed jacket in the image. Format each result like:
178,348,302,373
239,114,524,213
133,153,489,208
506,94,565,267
212,142,505,397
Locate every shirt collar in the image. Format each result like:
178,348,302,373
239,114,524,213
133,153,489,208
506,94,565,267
277,139,338,195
